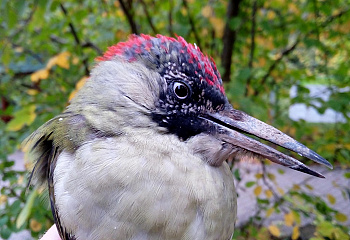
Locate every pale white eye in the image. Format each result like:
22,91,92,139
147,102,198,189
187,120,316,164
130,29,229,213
173,82,189,99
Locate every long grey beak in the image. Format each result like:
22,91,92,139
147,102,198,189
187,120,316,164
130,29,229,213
203,106,332,178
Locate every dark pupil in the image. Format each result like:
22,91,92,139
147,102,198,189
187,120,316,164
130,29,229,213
175,83,188,98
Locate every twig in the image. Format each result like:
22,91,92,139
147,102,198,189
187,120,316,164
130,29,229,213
320,8,349,28
59,3,89,75
245,0,258,96
253,38,299,96
10,188,26,203
168,0,174,36
118,0,139,34
11,43,44,64
11,4,36,37
261,162,281,200
139,0,158,34
81,42,103,55
312,0,320,41
221,0,242,82
182,0,202,49
252,7,349,97
248,1,257,69
50,34,68,45
60,3,80,45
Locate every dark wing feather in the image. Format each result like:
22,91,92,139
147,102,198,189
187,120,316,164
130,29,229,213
23,116,77,240
24,113,112,239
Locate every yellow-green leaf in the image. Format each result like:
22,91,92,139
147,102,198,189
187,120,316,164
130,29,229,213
255,173,263,179
327,194,336,205
284,212,294,227
254,185,262,196
267,10,276,20
257,227,270,239
16,190,38,228
6,105,36,131
46,51,71,69
305,184,313,191
265,189,273,199
0,195,7,204
292,226,300,240
335,212,347,222
317,221,334,237
209,17,224,38
30,68,49,82
268,225,280,237
292,210,301,225
277,187,284,195
56,51,71,69
27,89,39,96
266,207,275,217
333,227,350,240
267,173,276,181
201,5,212,18
29,219,42,232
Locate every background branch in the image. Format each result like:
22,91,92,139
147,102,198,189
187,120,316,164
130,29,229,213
139,0,158,35
245,0,258,96
60,3,81,46
253,38,299,97
252,8,349,97
118,0,139,34
168,0,174,36
182,0,202,49
60,3,90,75
221,0,242,83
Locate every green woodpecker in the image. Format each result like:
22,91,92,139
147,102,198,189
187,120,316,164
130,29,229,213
24,34,332,240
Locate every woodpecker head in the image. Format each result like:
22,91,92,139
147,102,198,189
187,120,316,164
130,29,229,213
71,34,331,177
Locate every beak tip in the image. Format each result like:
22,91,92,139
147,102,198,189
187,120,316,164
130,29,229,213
313,153,333,169
289,164,326,179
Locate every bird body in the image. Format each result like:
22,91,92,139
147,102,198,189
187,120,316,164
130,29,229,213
24,34,330,240
53,132,236,239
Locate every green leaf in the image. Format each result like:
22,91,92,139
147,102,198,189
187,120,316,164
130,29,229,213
344,172,350,179
236,68,251,82
257,198,269,205
267,173,276,181
233,169,241,181
229,17,241,31
16,190,38,229
14,1,27,18
6,105,36,131
0,216,9,227
333,227,350,240
245,181,256,188
7,2,18,29
1,42,12,65
335,212,347,222
317,221,334,237
9,200,21,215
327,194,336,205
0,227,12,239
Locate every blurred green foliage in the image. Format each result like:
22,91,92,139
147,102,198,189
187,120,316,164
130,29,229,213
1,0,349,239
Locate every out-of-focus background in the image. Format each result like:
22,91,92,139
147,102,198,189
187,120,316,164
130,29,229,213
0,1,349,239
